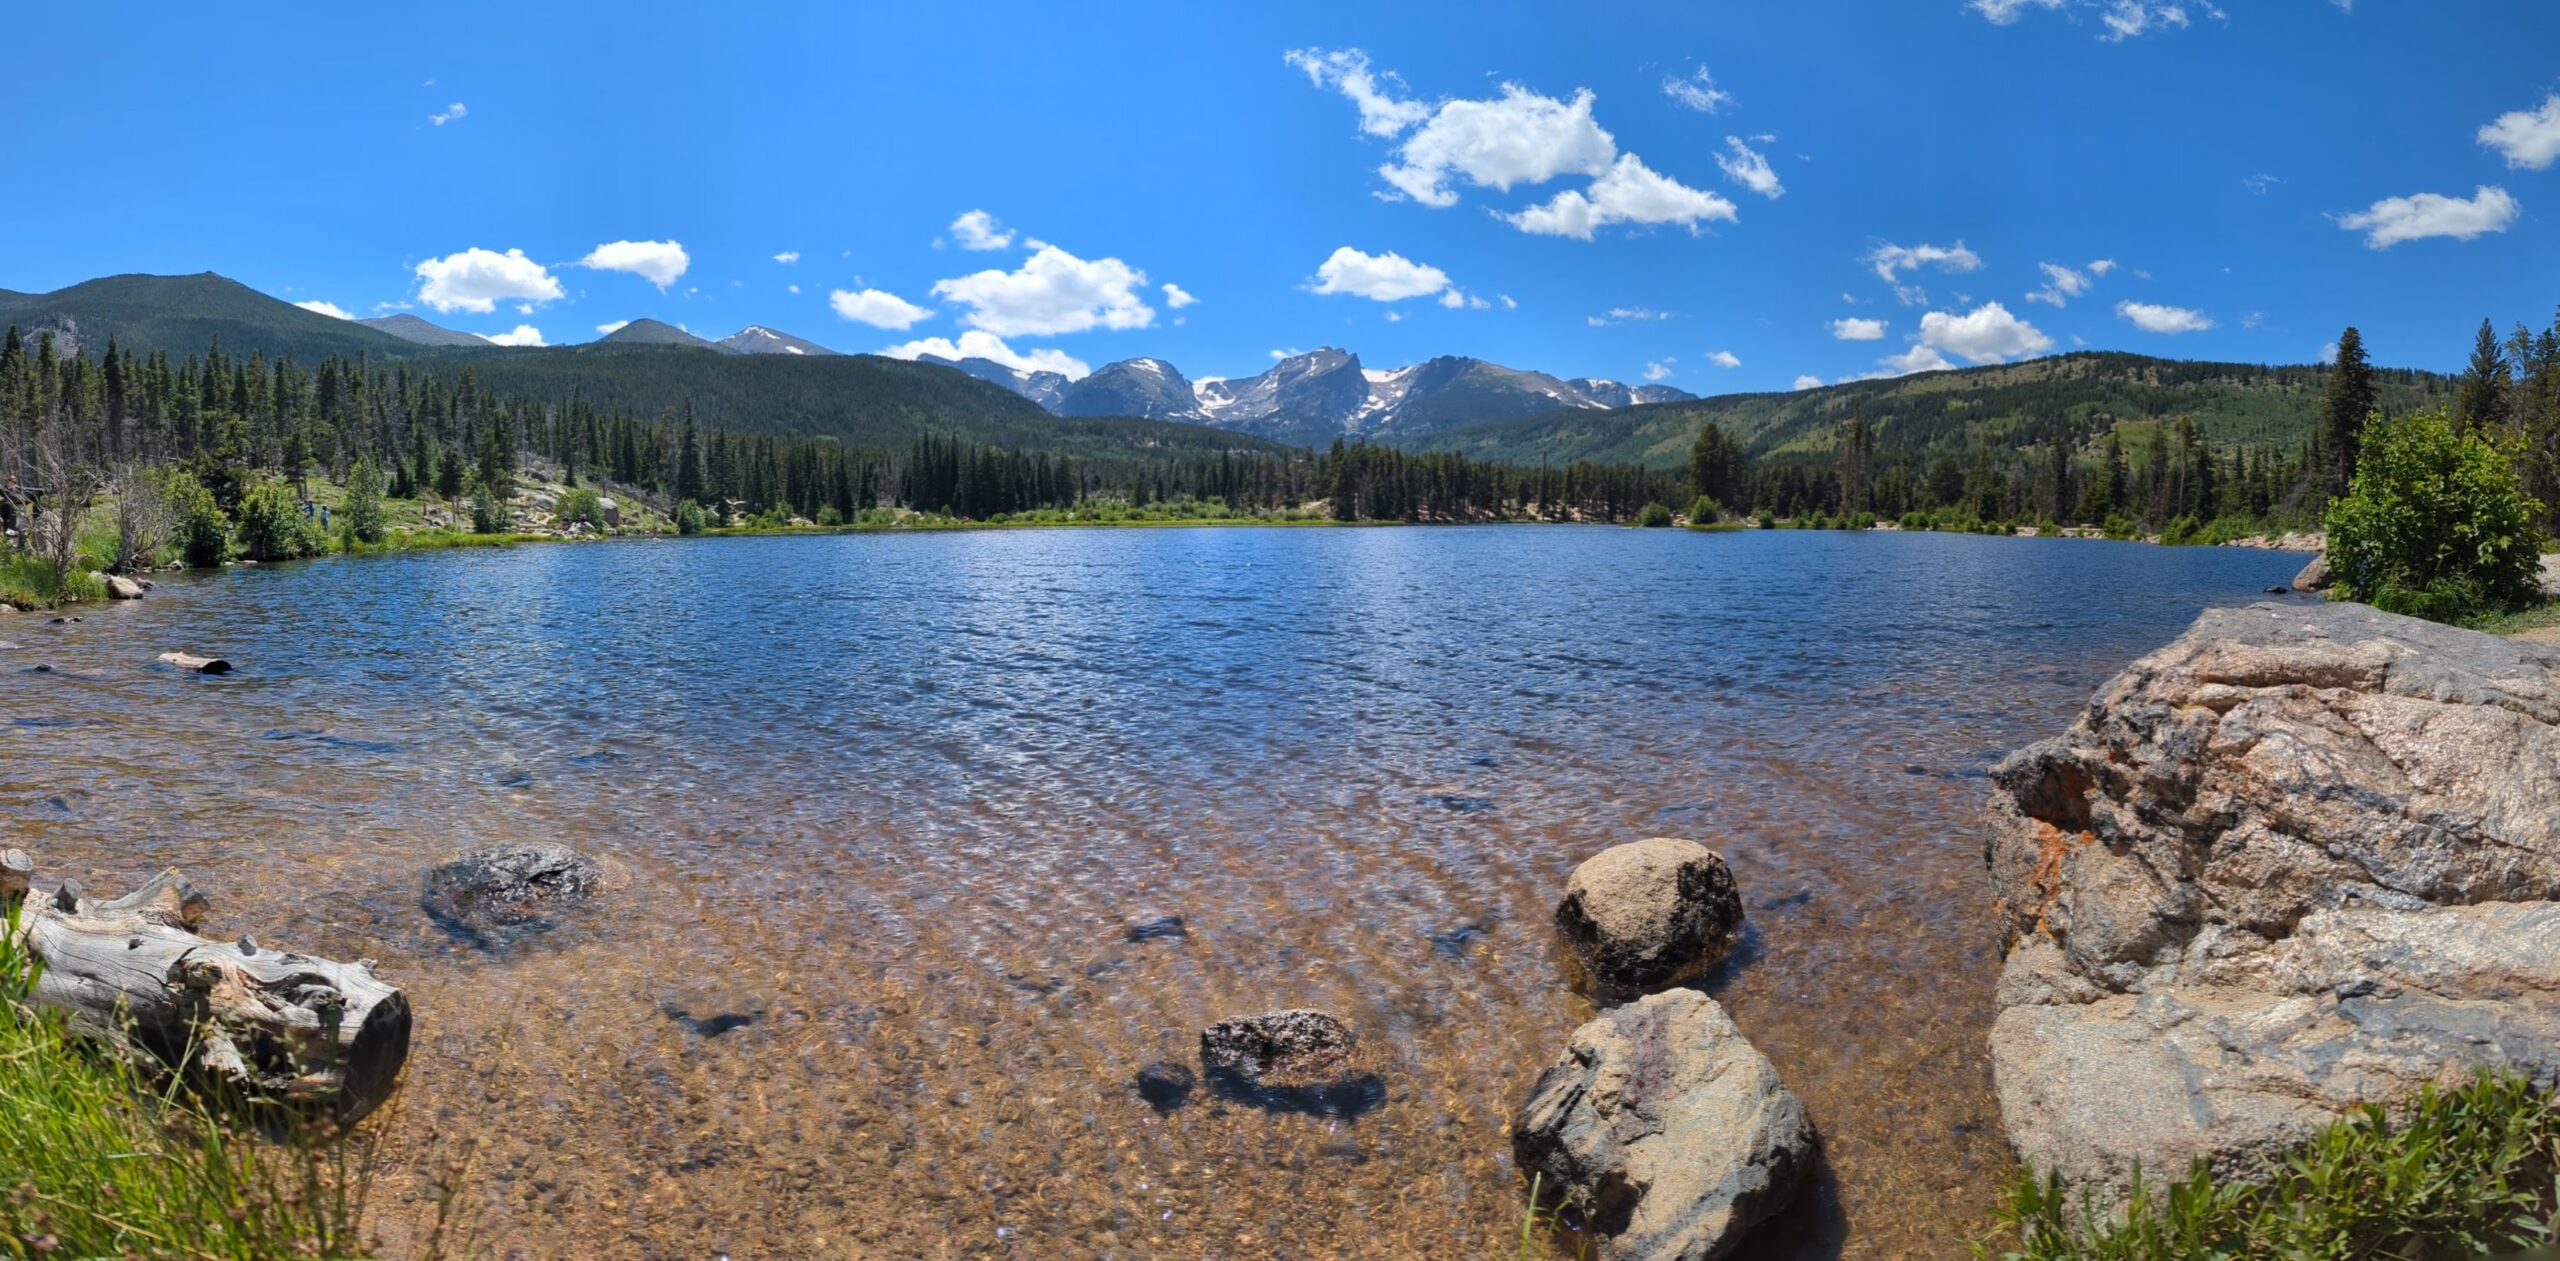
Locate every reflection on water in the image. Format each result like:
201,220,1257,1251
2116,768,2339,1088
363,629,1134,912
0,527,2306,1258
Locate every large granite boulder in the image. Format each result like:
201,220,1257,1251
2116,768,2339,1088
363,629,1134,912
1514,989,1811,1260
2289,553,2330,593
1984,601,2560,1196
1555,838,1743,999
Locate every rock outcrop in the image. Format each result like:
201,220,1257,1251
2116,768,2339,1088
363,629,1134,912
1514,989,1812,1260
1554,838,1743,999
1983,601,2560,1196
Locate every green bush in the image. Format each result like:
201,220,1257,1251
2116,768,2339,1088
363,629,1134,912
340,457,389,547
816,505,844,527
467,479,509,535
2102,513,2138,540
1986,1073,2559,1260
2324,408,2546,622
167,470,230,567
554,486,605,532
1635,501,1674,528
1754,509,1776,529
233,479,326,562
1686,495,1722,525
674,498,710,536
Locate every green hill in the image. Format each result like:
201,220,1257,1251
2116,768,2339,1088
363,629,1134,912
0,272,416,361
1409,352,2458,469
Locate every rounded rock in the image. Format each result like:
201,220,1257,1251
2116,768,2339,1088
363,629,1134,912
1555,838,1743,998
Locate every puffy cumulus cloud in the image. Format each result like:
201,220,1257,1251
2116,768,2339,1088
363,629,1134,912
1875,345,1959,377
2320,341,2341,365
2087,258,2118,276
480,325,545,347
1661,67,1733,114
1643,359,1676,382
1715,136,1783,200
293,300,352,320
773,251,801,265
1867,241,1983,285
2337,186,2520,248
578,240,691,290
2026,260,2110,307
948,210,1015,251
1705,350,1742,369
1380,84,1617,208
1968,0,2064,23
2479,94,2560,171
2116,301,2215,334
881,330,1089,380
1828,317,1887,341
414,247,566,315
1160,282,1198,309
595,320,630,335
1498,294,1518,310
1308,246,1450,302
829,287,933,329
1504,154,1737,239
1437,289,1491,310
933,243,1155,335
1283,47,1430,137
1792,375,1826,391
429,102,467,126
1917,301,2053,365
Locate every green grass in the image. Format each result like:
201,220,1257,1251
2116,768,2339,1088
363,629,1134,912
1981,1073,2560,1261
0,552,106,610
0,902,455,1260
2468,601,2560,636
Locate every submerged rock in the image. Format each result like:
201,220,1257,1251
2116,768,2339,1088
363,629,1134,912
1983,601,2560,1199
1133,1060,1196,1113
1514,989,1812,1260
422,842,601,939
1555,838,1743,999
1198,1009,1384,1116
1123,912,1187,942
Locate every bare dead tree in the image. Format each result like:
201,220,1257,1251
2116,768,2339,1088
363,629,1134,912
112,463,172,573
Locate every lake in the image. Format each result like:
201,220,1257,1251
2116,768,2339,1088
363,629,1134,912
0,526,2308,1258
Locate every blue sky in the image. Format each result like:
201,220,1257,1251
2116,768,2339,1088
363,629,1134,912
3,1,2555,391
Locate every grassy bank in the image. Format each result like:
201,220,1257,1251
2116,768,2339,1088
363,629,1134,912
1982,1074,2560,1260
0,905,426,1260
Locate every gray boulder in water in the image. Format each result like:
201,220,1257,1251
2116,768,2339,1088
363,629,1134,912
1514,989,1812,1260
1199,1009,1355,1086
1555,838,1743,999
1983,601,2560,1199
2288,553,2330,593
422,842,601,937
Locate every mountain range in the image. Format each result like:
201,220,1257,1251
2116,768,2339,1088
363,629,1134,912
918,347,1696,445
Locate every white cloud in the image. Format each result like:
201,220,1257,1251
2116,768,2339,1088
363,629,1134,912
578,240,691,290
2336,185,2520,248
1917,301,2052,365
1505,153,1737,239
1873,345,1959,377
1284,47,1431,137
1589,307,1673,326
1706,349,1742,369
1309,246,1450,302
1161,282,1198,309
1867,241,1982,285
830,287,934,329
1792,374,1825,391
1498,294,1518,310
1969,0,2064,23
1829,317,1887,341
2479,94,2560,171
1379,83,1617,208
948,210,1015,251
2086,258,2117,276
2116,300,2215,334
2242,173,2281,195
787,284,800,295
480,324,545,347
294,300,352,320
413,247,566,315
1269,347,1306,361
1384,310,1403,322
2320,341,2341,365
429,102,467,127
881,329,1089,380
595,320,629,335
1661,67,1734,113
2098,2,2193,42
933,242,1155,335
2025,261,2095,307
1643,359,1676,382
773,251,801,265
1715,136,1784,200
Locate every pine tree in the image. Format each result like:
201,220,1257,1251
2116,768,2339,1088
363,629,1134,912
2321,327,2377,495
2455,317,2510,433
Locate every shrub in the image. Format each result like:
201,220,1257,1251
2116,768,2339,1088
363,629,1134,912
1685,495,1722,525
168,470,229,567
2101,513,2138,540
674,498,710,536
554,486,605,533
816,505,844,527
113,467,173,571
340,456,390,547
467,479,510,535
1635,501,1674,527
1754,509,1776,529
233,479,326,561
2325,409,2547,622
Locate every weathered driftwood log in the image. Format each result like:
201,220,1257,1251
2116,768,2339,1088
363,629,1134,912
3,854,409,1122
156,651,231,674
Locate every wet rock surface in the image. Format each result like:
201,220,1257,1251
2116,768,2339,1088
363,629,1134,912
1514,989,1812,1260
1555,838,1743,998
421,842,601,942
1199,1009,1384,1117
1984,601,2560,1197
